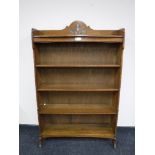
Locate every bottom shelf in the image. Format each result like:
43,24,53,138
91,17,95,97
41,124,114,139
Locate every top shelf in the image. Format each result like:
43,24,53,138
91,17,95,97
33,37,123,43
32,21,125,43
36,64,121,68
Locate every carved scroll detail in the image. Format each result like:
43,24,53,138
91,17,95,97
67,21,89,35
69,23,86,35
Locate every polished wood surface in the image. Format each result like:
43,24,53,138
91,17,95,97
32,21,125,148
37,68,118,90
36,43,120,66
39,104,117,114
32,21,124,37
41,124,114,138
36,64,121,68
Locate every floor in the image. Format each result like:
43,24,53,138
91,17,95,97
19,125,135,155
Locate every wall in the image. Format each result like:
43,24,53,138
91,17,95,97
19,0,135,126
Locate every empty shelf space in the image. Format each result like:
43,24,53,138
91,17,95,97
41,124,114,138
37,68,119,91
38,91,117,111
39,103,117,114
37,84,119,92
35,42,121,66
36,64,121,68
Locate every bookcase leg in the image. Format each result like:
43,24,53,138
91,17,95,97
112,139,116,149
39,137,43,148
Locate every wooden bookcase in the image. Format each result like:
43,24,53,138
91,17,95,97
32,21,125,148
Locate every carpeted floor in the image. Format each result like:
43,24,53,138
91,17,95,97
19,125,135,155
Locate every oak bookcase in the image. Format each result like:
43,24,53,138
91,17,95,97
32,21,125,148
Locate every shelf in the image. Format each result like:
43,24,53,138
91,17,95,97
33,37,123,43
38,84,119,92
36,64,120,68
39,103,117,114
39,92,115,108
33,35,123,38
37,42,121,66
41,124,114,138
32,21,124,144
38,88,118,92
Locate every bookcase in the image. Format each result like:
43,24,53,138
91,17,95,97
32,21,125,148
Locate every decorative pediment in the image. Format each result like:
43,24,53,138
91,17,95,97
65,21,91,35
32,21,124,39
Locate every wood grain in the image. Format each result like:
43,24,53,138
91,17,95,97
41,124,114,138
39,103,117,114
37,68,119,90
36,42,120,66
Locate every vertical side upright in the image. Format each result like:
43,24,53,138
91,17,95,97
31,29,43,147
112,29,125,148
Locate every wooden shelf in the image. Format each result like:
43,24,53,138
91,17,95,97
34,35,123,38
39,104,117,114
37,84,119,92
37,43,120,66
32,21,124,147
41,124,114,139
33,37,123,43
36,64,121,68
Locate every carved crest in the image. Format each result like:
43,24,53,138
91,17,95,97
32,21,125,38
67,21,89,35
69,23,86,35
